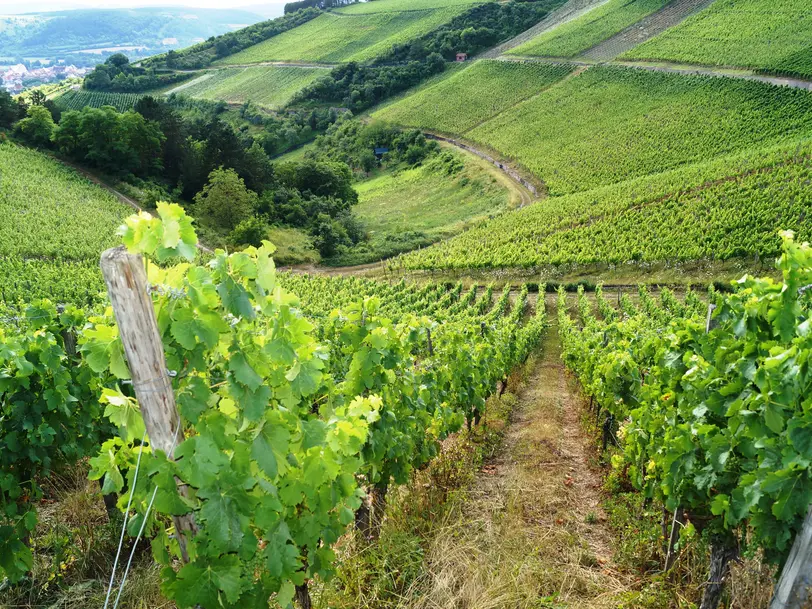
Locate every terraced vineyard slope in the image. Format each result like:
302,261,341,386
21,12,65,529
217,7,471,65
164,66,329,109
0,143,129,304
622,0,812,78
374,60,574,134
465,66,812,195
578,0,714,61
388,138,812,271
507,0,669,59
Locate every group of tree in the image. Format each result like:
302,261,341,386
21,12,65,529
2,88,367,257
293,0,563,113
83,53,189,93
308,119,439,173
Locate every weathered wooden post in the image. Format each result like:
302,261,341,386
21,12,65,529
770,505,812,609
100,245,198,562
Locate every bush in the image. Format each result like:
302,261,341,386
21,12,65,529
230,216,269,248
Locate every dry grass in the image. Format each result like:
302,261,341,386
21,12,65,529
394,327,631,609
0,461,170,609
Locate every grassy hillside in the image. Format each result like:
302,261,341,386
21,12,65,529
622,0,812,78
217,8,468,65
465,66,812,195
165,66,329,109
388,138,812,272
373,60,574,134
330,146,517,265
0,143,129,304
508,0,670,58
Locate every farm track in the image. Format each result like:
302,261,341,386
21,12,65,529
579,0,716,61
53,157,214,254
409,303,629,608
480,0,613,59
493,55,812,91
424,133,541,202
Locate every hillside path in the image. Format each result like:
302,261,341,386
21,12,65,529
579,0,716,61
406,298,631,608
54,157,214,254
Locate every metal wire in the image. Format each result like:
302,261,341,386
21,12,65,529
102,428,148,609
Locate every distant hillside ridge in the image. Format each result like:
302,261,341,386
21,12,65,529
0,8,264,64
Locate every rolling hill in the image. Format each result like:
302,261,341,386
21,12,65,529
0,7,264,63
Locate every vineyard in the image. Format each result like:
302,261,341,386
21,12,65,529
217,8,468,65
389,138,812,271
54,90,145,113
165,66,329,109
465,65,812,195
507,0,670,58
622,0,812,79
0,204,547,608
0,142,128,305
5,0,812,605
373,60,574,134
557,233,812,606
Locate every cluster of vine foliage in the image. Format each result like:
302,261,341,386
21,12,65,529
558,233,812,595
0,203,545,608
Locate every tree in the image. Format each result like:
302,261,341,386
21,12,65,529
16,105,55,146
29,90,46,106
194,167,258,230
359,149,377,174
240,141,274,193
0,90,24,129
275,159,358,206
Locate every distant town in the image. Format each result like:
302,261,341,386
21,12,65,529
1,63,91,94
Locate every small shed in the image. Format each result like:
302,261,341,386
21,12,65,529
374,147,389,159
456,52,468,62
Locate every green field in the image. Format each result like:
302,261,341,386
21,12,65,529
334,0,489,14
54,89,145,112
622,0,812,79
374,60,573,134
217,9,467,65
465,66,812,195
0,143,130,304
389,138,812,271
331,147,515,265
165,66,328,108
509,0,670,58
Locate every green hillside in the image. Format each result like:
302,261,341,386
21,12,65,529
0,143,128,304
465,66,812,195
334,147,516,265
389,138,812,272
165,66,329,109
622,0,812,78
217,8,469,65
374,60,574,134
508,0,670,58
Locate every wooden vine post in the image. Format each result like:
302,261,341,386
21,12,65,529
100,245,198,563
770,505,812,609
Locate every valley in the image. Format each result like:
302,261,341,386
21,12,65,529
1,0,811,608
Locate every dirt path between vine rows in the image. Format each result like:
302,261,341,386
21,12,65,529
407,298,631,608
